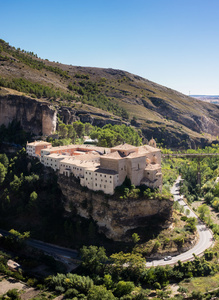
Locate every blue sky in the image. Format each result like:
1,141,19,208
1,0,219,95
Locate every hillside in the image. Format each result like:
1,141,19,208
0,39,219,148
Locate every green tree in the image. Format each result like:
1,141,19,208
73,121,85,138
85,123,93,135
58,123,68,138
28,191,38,209
87,285,116,300
0,162,6,184
6,289,21,300
103,274,114,290
198,204,210,220
5,229,30,250
66,124,76,141
80,245,108,274
114,280,135,298
0,153,9,169
110,251,146,281
132,233,140,244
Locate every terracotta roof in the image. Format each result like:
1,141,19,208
145,163,161,170
126,151,146,159
40,144,110,154
61,157,99,168
47,144,78,152
138,146,150,154
111,143,137,151
27,140,51,146
141,145,160,152
101,151,123,159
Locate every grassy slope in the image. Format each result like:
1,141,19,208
0,39,219,147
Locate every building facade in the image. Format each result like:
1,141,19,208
26,141,162,195
26,141,52,158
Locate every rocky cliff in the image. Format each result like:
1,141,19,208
0,92,57,135
58,175,173,241
58,106,129,127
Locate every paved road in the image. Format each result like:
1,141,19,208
0,229,79,264
0,178,214,268
146,176,214,267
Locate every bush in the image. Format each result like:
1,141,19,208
87,285,116,300
6,289,21,300
153,282,161,289
114,281,135,298
65,288,79,298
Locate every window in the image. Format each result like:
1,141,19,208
100,184,102,188
110,181,112,183
104,185,106,188
105,180,107,182
110,176,112,178
104,175,106,177
95,183,97,186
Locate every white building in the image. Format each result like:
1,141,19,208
26,141,162,195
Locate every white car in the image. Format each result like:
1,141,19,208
164,256,172,261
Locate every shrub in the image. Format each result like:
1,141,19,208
114,281,135,298
153,282,161,289
6,289,21,300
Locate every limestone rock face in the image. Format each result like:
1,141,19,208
0,94,57,135
58,175,173,241
58,107,129,128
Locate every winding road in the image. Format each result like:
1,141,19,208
146,176,214,267
0,177,214,269
0,228,79,269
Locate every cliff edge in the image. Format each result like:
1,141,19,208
58,174,173,241
0,89,57,135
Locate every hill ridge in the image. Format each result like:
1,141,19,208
0,39,219,148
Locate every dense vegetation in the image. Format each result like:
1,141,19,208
0,77,77,101
1,241,219,299
1,122,219,298
48,121,142,147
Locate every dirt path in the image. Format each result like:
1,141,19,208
0,277,26,295
0,276,40,299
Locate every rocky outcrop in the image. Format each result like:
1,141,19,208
58,175,173,241
58,107,129,128
0,94,57,135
